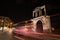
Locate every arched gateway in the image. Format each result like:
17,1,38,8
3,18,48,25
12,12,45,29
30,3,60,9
36,20,43,33
30,5,51,33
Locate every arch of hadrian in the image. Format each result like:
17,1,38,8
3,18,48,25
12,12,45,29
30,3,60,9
30,5,51,33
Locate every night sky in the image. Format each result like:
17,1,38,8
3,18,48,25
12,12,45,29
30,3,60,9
0,0,32,23
0,0,60,23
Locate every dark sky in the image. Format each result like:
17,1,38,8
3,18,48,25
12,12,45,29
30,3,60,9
0,0,60,23
0,0,32,23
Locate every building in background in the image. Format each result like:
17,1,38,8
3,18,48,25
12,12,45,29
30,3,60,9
0,16,13,31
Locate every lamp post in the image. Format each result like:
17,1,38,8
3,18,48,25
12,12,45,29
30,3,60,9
1,20,4,32
10,22,13,28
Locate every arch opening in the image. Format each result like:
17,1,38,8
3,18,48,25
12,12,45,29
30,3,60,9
36,20,43,33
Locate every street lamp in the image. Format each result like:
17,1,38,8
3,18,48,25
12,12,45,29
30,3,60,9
1,20,4,32
10,22,13,28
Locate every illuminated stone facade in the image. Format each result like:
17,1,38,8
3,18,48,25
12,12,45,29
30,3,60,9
30,16,51,33
30,5,51,33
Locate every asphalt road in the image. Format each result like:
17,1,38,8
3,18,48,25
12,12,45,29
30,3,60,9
0,31,42,40
13,30,60,40
0,30,42,40
0,31,12,40
0,29,60,40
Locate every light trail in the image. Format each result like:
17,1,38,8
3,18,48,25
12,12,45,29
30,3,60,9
14,28,60,40
50,13,60,17
14,36,25,40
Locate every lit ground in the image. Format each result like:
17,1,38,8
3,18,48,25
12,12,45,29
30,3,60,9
13,27,60,40
0,28,60,40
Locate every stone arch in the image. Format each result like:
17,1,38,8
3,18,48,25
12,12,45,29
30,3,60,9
33,5,46,18
31,16,51,33
36,20,43,33
31,16,45,32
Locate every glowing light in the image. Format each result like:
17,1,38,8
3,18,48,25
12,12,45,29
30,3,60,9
52,27,55,31
0,27,9,31
12,27,15,30
8,28,12,34
0,27,2,30
10,22,13,25
4,27,8,30
14,36,25,40
1,20,4,22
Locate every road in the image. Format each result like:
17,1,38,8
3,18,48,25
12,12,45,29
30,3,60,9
0,31,12,40
13,32,60,40
13,29,60,40
0,28,43,40
0,28,60,40
0,31,42,40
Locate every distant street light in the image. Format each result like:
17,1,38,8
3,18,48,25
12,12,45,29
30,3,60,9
1,20,4,32
52,27,55,31
10,22,13,28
